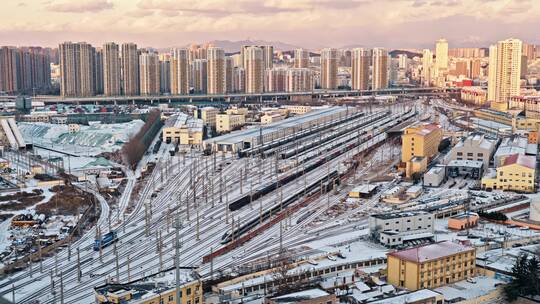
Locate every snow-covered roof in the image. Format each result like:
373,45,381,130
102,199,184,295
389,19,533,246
447,159,483,169
387,241,474,263
271,288,329,302
502,153,536,169
368,289,442,304
434,276,505,301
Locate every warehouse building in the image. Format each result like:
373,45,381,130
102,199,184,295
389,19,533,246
204,106,356,153
446,133,496,168
369,211,434,247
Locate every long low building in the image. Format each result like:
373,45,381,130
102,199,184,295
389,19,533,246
203,106,357,153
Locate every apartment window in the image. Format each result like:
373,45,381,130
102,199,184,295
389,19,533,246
477,153,483,157
169,295,174,302
500,172,503,176
457,152,463,156
467,152,473,156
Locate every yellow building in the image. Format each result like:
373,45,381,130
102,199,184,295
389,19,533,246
225,107,249,116
405,156,427,179
261,113,284,124
474,108,540,132
162,114,204,146
193,107,218,129
387,241,476,291
401,123,442,163
401,123,442,178
481,153,536,192
281,105,312,115
95,278,202,304
216,114,246,133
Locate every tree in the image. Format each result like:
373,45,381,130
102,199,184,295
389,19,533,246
504,253,540,301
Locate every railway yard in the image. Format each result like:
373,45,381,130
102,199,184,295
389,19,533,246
0,97,539,303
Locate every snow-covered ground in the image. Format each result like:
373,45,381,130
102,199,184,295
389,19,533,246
0,187,56,256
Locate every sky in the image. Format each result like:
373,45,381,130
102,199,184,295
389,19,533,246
0,0,539,50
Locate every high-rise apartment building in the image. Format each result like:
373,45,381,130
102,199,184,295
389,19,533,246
159,55,171,94
398,54,408,70
0,47,19,93
372,48,388,90
94,48,104,95
488,38,522,109
121,43,139,96
422,49,433,86
207,47,226,94
170,48,189,95
225,57,234,93
435,39,448,87
191,59,208,94
351,48,371,90
468,59,481,78
435,39,449,71
233,67,245,93
265,68,287,92
294,49,310,68
287,68,313,92
103,42,121,96
59,42,95,97
139,52,160,95
244,46,264,94
262,45,274,70
1,47,51,95
320,48,338,90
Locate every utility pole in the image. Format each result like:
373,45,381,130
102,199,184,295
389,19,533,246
196,208,200,241
114,242,120,282
38,241,43,273
77,247,81,282
127,253,131,282
279,221,283,253
158,230,163,272
60,271,64,304
174,218,182,304
210,247,214,280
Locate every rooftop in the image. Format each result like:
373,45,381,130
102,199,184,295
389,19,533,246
447,159,483,168
270,288,329,303
450,212,479,220
368,289,442,304
371,211,430,220
351,184,378,194
434,276,506,302
206,106,350,145
164,113,204,131
455,133,496,151
405,123,441,136
387,241,474,263
425,166,444,175
502,153,536,169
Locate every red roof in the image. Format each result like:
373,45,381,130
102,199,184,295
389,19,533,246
387,241,474,263
503,153,536,169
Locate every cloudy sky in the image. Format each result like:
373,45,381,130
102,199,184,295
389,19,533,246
1,0,538,49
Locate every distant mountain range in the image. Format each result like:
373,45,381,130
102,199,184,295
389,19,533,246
159,40,425,57
210,40,301,53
